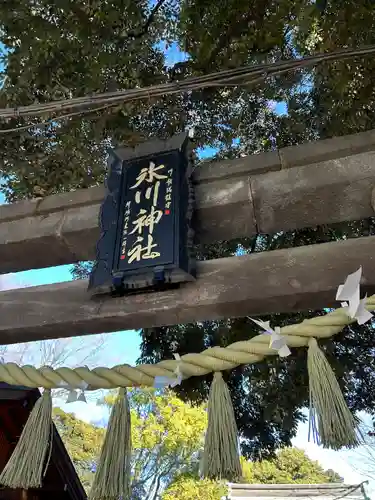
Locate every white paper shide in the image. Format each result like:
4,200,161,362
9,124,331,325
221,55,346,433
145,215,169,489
250,318,291,358
336,267,373,325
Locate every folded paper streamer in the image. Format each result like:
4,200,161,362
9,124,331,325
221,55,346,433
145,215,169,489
65,380,89,403
153,353,183,389
66,389,78,403
336,267,373,325
78,391,87,403
78,381,89,390
250,319,291,357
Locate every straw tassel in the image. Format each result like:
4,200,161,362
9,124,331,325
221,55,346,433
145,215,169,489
0,389,53,489
90,388,132,500
307,338,359,449
201,372,242,481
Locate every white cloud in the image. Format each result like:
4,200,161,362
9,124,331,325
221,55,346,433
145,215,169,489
56,397,110,427
0,273,28,290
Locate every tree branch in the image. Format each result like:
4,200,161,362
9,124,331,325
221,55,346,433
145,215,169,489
151,475,162,500
127,0,168,40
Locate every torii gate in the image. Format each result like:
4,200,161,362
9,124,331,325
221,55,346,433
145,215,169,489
0,129,374,499
0,128,375,344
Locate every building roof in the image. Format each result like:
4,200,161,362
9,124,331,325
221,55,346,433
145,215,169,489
227,483,367,500
0,382,87,500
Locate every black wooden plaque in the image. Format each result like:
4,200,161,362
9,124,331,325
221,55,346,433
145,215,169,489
89,133,195,295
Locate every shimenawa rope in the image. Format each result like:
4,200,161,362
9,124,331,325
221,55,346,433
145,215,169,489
0,296,373,390
1,294,372,494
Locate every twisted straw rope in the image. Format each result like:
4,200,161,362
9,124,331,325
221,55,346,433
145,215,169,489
1,296,374,390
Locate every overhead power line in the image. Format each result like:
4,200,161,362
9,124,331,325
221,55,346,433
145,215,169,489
0,44,374,134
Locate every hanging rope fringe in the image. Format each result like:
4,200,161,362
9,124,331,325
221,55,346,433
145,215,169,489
0,288,370,496
0,389,53,489
307,338,359,449
201,372,242,481
1,298,373,391
0,293,371,493
89,388,132,500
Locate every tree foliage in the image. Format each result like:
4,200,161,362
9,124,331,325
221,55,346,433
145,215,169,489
241,448,342,484
102,388,207,499
0,0,292,201
162,448,342,499
53,393,341,498
53,406,105,491
2,1,375,192
56,388,207,498
0,0,172,200
162,476,226,500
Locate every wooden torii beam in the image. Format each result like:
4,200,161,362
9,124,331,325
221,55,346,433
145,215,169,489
1,129,375,275
0,235,374,345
